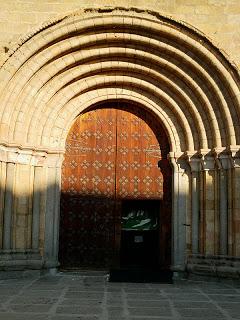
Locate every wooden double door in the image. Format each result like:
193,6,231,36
59,103,172,270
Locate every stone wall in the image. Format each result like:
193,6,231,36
0,4,240,278
0,0,240,68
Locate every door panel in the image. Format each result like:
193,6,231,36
116,108,163,199
60,109,117,268
59,105,170,269
60,195,116,268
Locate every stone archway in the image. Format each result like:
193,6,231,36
0,8,240,277
59,101,172,270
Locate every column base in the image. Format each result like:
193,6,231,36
0,249,43,271
41,267,58,276
0,250,62,279
0,249,43,279
187,254,240,279
171,264,187,280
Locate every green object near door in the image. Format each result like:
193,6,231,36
121,209,158,230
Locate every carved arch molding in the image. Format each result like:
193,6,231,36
0,7,240,277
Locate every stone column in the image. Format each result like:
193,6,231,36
43,154,63,272
32,166,43,250
0,145,64,273
53,166,61,264
12,163,36,249
227,157,234,256
169,153,188,276
231,155,240,256
3,162,15,250
217,154,231,255
0,161,6,249
200,154,216,255
188,157,201,254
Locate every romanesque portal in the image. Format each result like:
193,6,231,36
0,8,240,278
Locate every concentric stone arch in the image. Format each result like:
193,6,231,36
0,7,239,155
0,7,240,277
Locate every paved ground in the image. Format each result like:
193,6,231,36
0,273,240,319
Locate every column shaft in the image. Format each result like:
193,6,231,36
52,167,61,261
3,163,15,249
191,172,199,254
0,162,6,249
233,166,240,256
200,155,216,255
44,167,56,261
219,169,228,255
44,164,62,269
170,156,188,273
32,166,42,249
227,166,233,255
205,170,215,254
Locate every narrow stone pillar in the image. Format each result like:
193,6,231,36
52,167,61,263
188,157,201,254
44,167,57,266
200,154,216,255
227,158,234,256
32,166,42,250
217,154,230,255
231,155,240,256
44,154,63,271
12,163,35,249
169,153,188,276
3,162,15,250
0,161,7,249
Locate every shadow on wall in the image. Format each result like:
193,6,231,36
0,180,61,274
59,192,172,271
0,176,172,274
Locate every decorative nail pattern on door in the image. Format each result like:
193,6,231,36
59,104,171,269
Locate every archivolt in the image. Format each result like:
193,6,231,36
0,8,239,155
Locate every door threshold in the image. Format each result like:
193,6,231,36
109,268,173,283
59,268,109,277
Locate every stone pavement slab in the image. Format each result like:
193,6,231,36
0,273,240,319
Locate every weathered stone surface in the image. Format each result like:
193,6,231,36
0,274,240,319
0,1,240,68
0,4,240,281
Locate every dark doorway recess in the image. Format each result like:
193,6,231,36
109,199,173,283
120,200,160,268
59,101,172,281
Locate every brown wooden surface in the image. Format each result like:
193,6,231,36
59,104,171,269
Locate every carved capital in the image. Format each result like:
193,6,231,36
200,156,215,171
197,149,215,171
45,154,64,168
0,145,64,167
168,152,187,173
231,157,240,169
213,148,232,170
218,154,232,170
228,145,240,158
186,152,201,172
